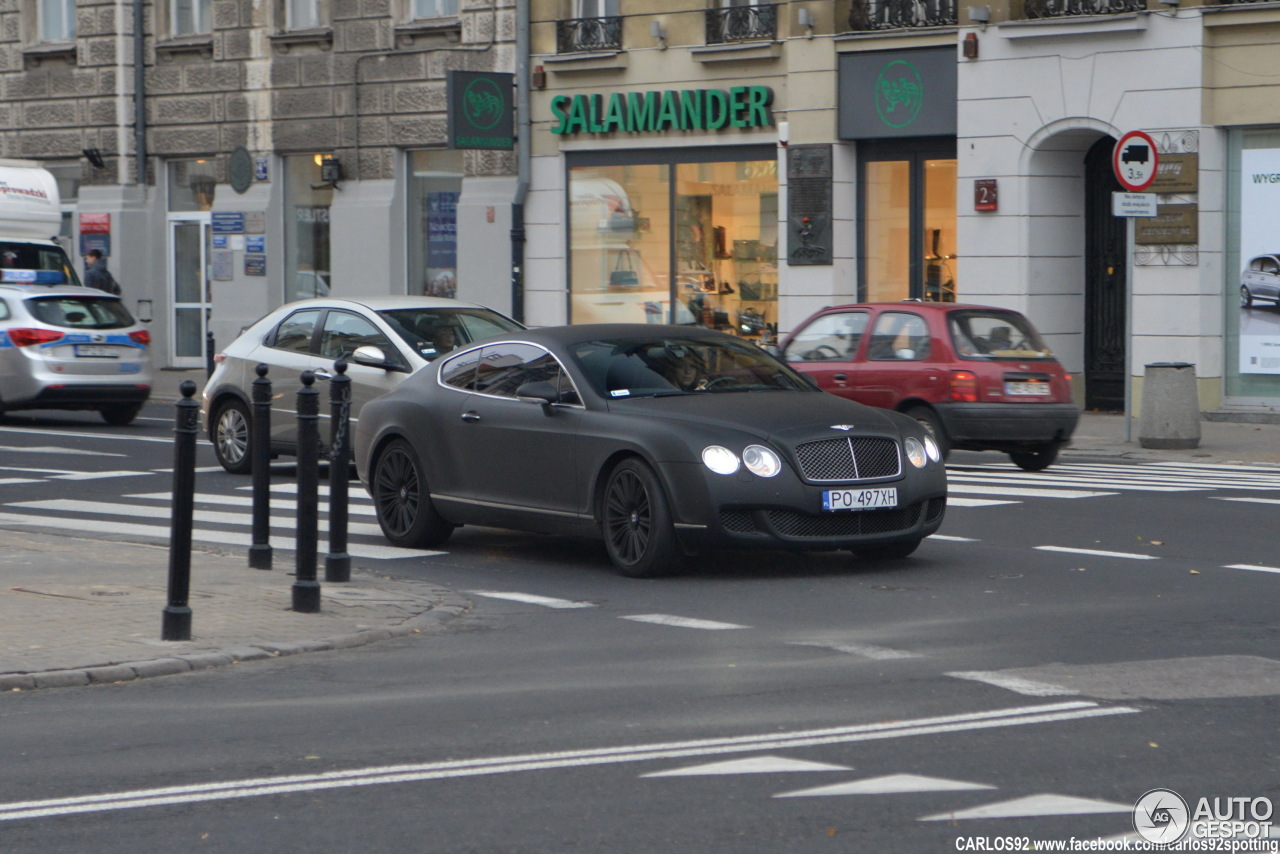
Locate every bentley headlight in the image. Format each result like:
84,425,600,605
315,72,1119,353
742,444,782,478
923,434,941,463
702,445,740,475
905,436,928,469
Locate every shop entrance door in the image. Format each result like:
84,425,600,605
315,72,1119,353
859,139,957,303
1083,136,1126,412
168,216,212,368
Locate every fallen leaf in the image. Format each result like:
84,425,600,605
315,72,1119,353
1078,568,1087,572
1190,570,1200,575
1149,742,1159,748
1151,540,1163,546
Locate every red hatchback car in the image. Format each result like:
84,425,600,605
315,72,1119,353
778,302,1079,471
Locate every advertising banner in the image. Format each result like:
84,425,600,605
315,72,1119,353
1238,149,1280,375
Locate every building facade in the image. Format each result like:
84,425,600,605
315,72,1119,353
5,0,1280,416
1,0,517,368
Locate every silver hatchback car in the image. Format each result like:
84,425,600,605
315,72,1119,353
201,295,524,473
0,283,153,424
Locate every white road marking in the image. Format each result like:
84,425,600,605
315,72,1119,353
928,533,978,542
127,492,377,516
1223,564,1280,575
919,793,1132,821
947,671,1078,697
1034,545,1159,561
644,756,850,777
948,474,1195,493
467,590,596,609
949,484,1116,499
621,614,750,631
946,497,1020,508
0,445,125,457
151,466,231,474
1215,497,1280,506
0,512,439,560
0,701,1137,822
788,641,922,661
0,478,41,485
776,773,995,798
0,426,176,444
47,471,157,481
6,500,388,537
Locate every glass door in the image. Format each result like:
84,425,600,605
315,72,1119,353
169,217,212,368
859,139,957,303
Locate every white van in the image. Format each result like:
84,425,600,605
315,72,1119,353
0,159,81,286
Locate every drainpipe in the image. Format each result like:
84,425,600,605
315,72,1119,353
511,0,530,324
133,0,146,184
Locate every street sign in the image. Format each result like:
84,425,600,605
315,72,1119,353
1113,130,1159,192
1113,192,1158,217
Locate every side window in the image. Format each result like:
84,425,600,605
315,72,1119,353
411,0,458,18
0,299,9,321
1265,258,1280,275
171,0,212,34
868,312,930,361
39,0,76,40
319,311,396,362
439,347,484,391
474,343,575,400
271,309,322,354
784,312,868,362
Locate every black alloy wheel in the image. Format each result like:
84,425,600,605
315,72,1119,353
372,438,454,549
602,458,682,578
212,399,252,474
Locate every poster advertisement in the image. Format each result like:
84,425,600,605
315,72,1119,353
1238,149,1280,374
424,191,458,298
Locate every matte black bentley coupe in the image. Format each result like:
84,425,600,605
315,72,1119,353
354,324,947,577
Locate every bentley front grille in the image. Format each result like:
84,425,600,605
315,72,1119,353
764,503,922,538
793,437,902,482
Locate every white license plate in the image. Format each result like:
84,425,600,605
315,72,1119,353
74,345,119,358
1005,381,1050,396
822,487,898,512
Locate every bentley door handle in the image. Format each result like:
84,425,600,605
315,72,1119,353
461,411,481,422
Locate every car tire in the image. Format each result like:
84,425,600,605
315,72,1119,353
854,538,922,561
100,403,142,426
904,405,950,459
602,458,683,578
1009,444,1059,472
371,438,454,549
212,398,253,475
1241,286,1254,309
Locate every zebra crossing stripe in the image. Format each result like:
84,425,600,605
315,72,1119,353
6,499,389,538
0,511,440,560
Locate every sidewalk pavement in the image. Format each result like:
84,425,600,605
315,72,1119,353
1,369,1276,693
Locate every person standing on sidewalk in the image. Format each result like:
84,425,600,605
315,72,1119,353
83,249,121,295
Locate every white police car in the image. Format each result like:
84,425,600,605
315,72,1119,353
0,275,152,425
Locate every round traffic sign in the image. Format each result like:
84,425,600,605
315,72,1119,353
1113,130,1159,192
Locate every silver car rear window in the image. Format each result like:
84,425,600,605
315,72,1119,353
25,296,134,330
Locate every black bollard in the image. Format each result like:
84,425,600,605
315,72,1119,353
292,371,321,613
325,359,352,583
249,363,273,570
162,380,199,641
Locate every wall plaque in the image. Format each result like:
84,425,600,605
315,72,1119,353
786,144,833,266
1135,203,1198,245
1151,153,1198,195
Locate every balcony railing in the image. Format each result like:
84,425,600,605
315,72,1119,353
848,0,956,30
556,16,623,53
1023,0,1142,17
705,4,778,44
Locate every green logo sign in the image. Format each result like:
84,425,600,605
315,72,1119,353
464,77,504,131
874,60,923,129
549,87,774,136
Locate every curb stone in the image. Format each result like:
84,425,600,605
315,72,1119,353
1,591,472,693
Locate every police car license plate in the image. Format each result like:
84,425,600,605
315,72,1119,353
75,345,118,358
822,487,898,512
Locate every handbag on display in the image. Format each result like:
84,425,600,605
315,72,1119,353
609,251,640,288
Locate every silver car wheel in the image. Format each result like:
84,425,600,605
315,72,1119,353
213,401,251,474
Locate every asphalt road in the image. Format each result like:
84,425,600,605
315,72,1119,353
1,403,1278,853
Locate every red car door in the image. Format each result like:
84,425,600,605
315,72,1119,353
780,310,869,400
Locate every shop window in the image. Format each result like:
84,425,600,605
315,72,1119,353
168,160,218,212
859,140,957,303
284,155,333,302
568,151,779,340
408,150,464,298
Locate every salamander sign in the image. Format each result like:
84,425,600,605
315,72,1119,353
550,86,774,135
